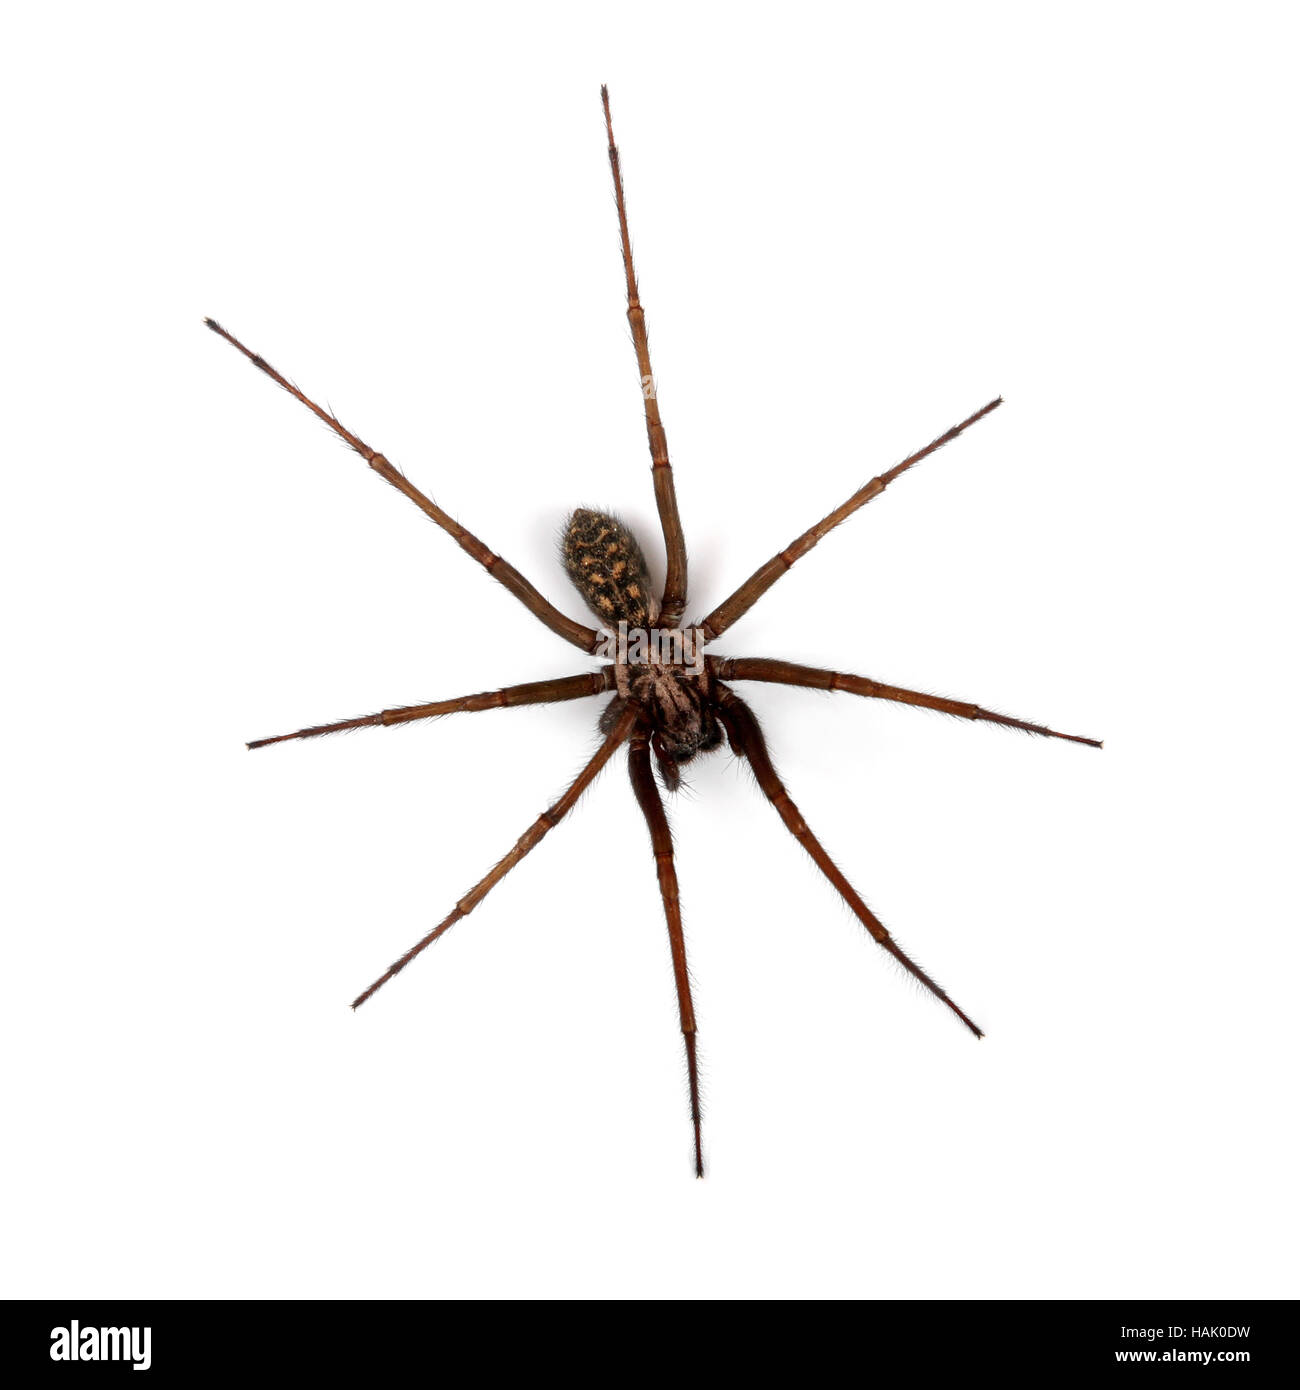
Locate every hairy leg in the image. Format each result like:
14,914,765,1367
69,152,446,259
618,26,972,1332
352,702,640,1009
247,670,616,749
710,656,1101,748
700,399,1001,641
715,685,983,1038
601,87,688,627
628,728,704,1176
205,318,600,653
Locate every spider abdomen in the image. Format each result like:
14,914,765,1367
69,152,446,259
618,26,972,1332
563,508,657,628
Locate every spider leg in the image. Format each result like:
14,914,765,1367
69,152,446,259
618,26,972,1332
204,318,601,654
710,657,1101,749
628,727,703,1177
700,398,1002,642
247,670,616,749
715,685,983,1039
351,702,640,1009
601,87,688,628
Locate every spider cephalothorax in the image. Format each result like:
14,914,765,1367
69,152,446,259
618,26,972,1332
600,668,723,794
208,88,1099,1177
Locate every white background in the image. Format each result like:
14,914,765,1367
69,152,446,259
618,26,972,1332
3,2,1296,1300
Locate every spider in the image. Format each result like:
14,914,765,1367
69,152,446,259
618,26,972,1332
206,88,1100,1177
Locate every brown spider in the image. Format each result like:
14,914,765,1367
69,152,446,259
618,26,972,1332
206,88,1100,1177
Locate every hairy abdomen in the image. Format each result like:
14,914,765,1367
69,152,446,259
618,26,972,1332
563,508,657,628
